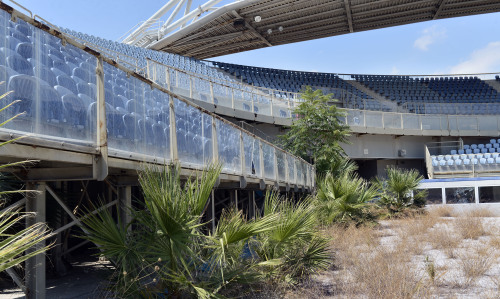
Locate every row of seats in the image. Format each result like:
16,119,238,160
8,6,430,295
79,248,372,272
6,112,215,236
211,61,376,103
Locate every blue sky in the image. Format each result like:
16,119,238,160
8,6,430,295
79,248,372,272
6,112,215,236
13,0,500,75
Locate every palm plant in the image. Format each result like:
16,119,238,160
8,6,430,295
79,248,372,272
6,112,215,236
254,191,331,285
0,91,52,273
316,172,379,226
82,164,287,298
374,167,427,216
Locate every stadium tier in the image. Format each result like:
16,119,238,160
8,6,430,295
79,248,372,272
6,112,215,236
211,62,500,115
0,8,314,188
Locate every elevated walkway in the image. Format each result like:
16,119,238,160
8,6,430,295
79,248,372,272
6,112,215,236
0,5,313,191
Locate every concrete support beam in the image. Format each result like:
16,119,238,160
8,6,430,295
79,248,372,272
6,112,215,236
118,186,132,231
25,182,46,299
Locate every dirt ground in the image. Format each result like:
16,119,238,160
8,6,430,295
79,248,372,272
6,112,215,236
2,206,500,299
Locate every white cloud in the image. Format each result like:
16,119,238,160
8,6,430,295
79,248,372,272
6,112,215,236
414,25,446,51
450,41,500,74
390,66,400,75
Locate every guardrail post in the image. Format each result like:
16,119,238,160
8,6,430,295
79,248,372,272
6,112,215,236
259,141,264,179
169,96,178,162
240,131,245,176
166,66,171,90
274,149,278,185
175,69,179,88
270,95,274,117
231,89,235,109
212,118,218,164
210,82,215,104
94,57,108,181
189,77,193,98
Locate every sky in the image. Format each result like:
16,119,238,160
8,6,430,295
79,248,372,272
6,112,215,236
11,0,500,75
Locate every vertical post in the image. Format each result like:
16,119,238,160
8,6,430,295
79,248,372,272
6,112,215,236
274,149,279,183
441,187,446,204
166,66,171,90
189,77,193,98
270,94,273,117
259,142,264,179
252,190,256,218
285,154,289,182
169,96,178,162
210,82,215,104
25,182,46,299
474,186,479,204
212,118,218,163
118,186,132,231
240,132,245,176
95,57,108,181
235,190,238,210
231,89,235,109
211,190,215,234
175,70,179,87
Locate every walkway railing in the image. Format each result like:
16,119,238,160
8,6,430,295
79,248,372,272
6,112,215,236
0,7,315,189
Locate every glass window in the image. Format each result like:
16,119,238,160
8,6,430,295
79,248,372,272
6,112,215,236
479,186,500,203
445,187,475,204
423,188,442,204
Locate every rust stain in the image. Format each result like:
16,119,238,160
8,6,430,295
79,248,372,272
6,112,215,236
0,3,14,14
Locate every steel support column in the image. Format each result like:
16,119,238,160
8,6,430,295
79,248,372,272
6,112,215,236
25,182,46,299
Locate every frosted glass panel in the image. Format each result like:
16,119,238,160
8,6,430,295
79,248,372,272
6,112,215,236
276,150,286,181
0,13,95,148
216,119,241,173
262,143,275,179
175,99,212,166
243,133,260,176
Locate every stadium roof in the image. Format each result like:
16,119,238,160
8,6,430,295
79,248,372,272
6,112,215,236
124,0,500,59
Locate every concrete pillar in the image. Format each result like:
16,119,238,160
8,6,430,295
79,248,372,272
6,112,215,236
118,186,132,231
25,182,46,299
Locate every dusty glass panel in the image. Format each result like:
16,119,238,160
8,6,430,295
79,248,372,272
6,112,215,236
445,187,475,204
262,143,275,179
243,133,260,176
479,186,500,203
0,15,96,148
423,188,442,204
216,119,241,173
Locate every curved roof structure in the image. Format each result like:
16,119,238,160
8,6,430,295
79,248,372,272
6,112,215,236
128,0,500,59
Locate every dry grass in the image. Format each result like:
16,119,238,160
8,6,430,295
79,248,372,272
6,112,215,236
298,209,500,299
454,213,487,239
350,248,427,299
458,246,496,287
466,208,497,218
427,226,461,258
428,205,454,218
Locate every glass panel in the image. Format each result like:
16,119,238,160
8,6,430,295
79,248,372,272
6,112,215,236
287,154,295,184
262,142,275,179
216,119,241,174
347,110,364,127
402,114,420,130
295,160,303,185
424,188,442,204
365,111,383,128
175,99,212,166
0,16,96,148
445,187,475,204
243,133,260,176
479,186,500,203
276,150,286,181
478,116,497,131
420,115,442,130
383,113,401,129
457,117,478,131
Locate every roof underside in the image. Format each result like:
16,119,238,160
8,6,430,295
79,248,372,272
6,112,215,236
149,0,500,59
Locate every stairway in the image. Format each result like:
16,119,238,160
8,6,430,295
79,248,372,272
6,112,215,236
348,80,401,112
